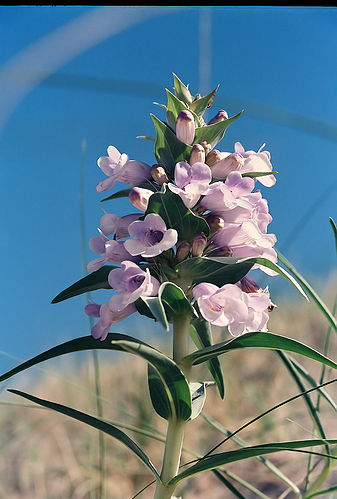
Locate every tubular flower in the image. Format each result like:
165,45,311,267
85,301,136,341
168,160,212,209
87,229,140,271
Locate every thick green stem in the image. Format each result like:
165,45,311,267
153,315,191,499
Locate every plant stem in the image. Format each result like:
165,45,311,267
153,315,191,499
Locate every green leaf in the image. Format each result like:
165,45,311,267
8,389,161,481
306,485,337,499
176,256,253,287
184,332,337,372
329,217,337,254
277,251,337,331
151,114,191,177
159,282,196,320
189,382,208,420
145,184,210,243
189,86,219,117
136,135,156,141
170,439,337,485
100,188,132,202
51,266,114,304
147,365,172,419
166,89,189,129
193,111,242,149
190,319,225,399
110,339,191,421
173,73,193,105
0,334,148,383
139,295,169,331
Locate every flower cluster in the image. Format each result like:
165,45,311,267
86,77,277,339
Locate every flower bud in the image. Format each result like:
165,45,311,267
151,165,169,185
176,241,191,262
128,187,153,212
189,144,206,165
176,110,195,145
206,149,223,167
200,141,212,156
207,109,228,125
206,214,225,233
211,152,244,179
239,276,261,294
209,246,233,257
191,232,207,257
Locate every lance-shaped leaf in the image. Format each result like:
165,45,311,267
209,256,308,299
159,282,196,320
151,114,192,177
173,73,193,105
0,334,148,383
139,295,169,331
8,389,161,481
193,111,242,149
51,266,115,304
166,89,189,129
169,439,337,485
145,184,210,243
147,365,172,419
183,332,337,372
242,171,278,178
189,86,219,117
190,319,225,399
176,256,253,288
110,339,191,421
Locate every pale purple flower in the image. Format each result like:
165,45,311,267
176,110,195,145
87,229,140,272
229,284,274,336
193,282,248,327
210,152,245,179
168,161,212,209
108,261,160,312
96,145,151,193
234,142,276,187
124,213,178,258
100,212,140,239
85,301,136,341
129,187,153,212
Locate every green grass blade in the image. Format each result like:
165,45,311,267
202,413,301,497
8,389,161,481
215,469,272,499
170,440,337,485
211,470,246,498
277,250,337,332
184,331,337,371
306,485,337,498
329,217,337,252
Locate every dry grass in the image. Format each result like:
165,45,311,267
0,276,336,498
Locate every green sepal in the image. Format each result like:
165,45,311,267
8,389,161,481
189,85,219,117
173,73,193,105
145,184,210,243
190,319,225,399
151,114,192,177
193,111,242,149
51,265,115,304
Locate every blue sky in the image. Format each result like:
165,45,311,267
0,6,336,371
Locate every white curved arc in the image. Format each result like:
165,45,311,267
0,6,184,131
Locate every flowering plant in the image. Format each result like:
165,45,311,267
1,75,337,499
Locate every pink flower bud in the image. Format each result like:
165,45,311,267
176,110,195,145
128,187,153,211
207,109,228,125
206,149,223,167
200,141,212,156
192,232,207,257
189,144,206,165
209,246,233,257
206,214,225,233
211,153,244,179
151,165,169,185
176,241,191,262
239,276,261,294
